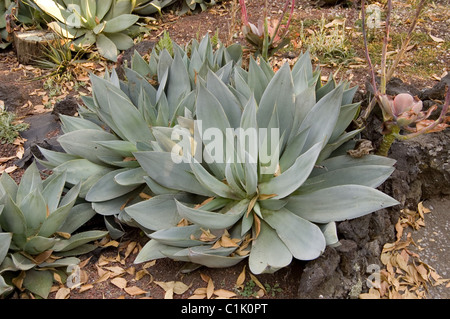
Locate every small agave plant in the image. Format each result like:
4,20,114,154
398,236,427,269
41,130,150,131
33,0,142,61
38,35,242,238
126,52,399,274
0,162,107,298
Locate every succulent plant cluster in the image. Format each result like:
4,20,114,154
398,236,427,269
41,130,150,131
0,163,107,298
38,35,242,238
32,0,142,61
125,51,399,274
38,34,398,275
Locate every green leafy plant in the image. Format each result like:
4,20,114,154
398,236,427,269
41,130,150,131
299,16,355,66
0,0,15,48
127,51,399,274
33,0,141,61
38,34,242,238
34,35,89,81
133,0,177,15
0,108,29,144
0,162,108,298
360,0,449,156
239,0,294,60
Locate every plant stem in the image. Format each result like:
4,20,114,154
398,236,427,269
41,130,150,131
377,125,400,156
380,0,392,95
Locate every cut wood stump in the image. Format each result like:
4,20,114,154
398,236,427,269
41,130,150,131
13,30,58,65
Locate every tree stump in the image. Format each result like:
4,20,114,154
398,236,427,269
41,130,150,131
13,30,58,65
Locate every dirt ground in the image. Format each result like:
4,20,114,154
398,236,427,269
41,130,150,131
0,0,449,300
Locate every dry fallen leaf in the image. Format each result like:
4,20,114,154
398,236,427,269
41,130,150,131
206,278,214,299
236,265,246,289
124,286,148,296
110,277,127,289
55,287,71,299
429,33,444,42
214,289,237,298
79,284,94,293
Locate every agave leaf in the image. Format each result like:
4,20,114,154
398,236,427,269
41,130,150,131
258,141,322,199
134,239,172,264
38,147,80,168
299,85,344,151
134,151,214,197
19,189,47,237
38,183,81,238
190,161,240,200
248,58,271,103
95,140,138,158
22,269,53,299
91,187,143,216
279,127,309,171
16,162,42,205
319,222,339,246
248,220,292,274
329,102,361,143
316,74,336,101
58,129,119,165
38,256,80,268
176,199,249,230
131,51,151,77
33,0,70,23
125,194,188,231
263,208,326,260
96,0,112,20
58,203,96,234
59,114,103,133
53,230,108,252
104,83,154,143
206,70,242,128
85,169,140,202
0,172,18,201
149,225,205,248
114,167,146,186
125,67,157,107
105,32,134,51
224,163,246,198
188,247,247,268
318,129,363,163
298,165,395,194
292,51,313,80
0,275,13,297
47,21,88,39
166,51,192,118
41,172,66,214
288,85,316,144
7,253,35,271
143,176,179,195
81,0,96,27
0,194,26,236
53,159,113,186
96,33,118,61
286,185,399,223
23,236,56,255
103,14,138,33
257,63,295,144
104,215,125,239
0,232,12,264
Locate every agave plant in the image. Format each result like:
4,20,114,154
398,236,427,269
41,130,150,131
126,51,399,274
32,0,141,61
0,0,14,48
132,0,177,15
38,35,242,238
0,162,107,298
